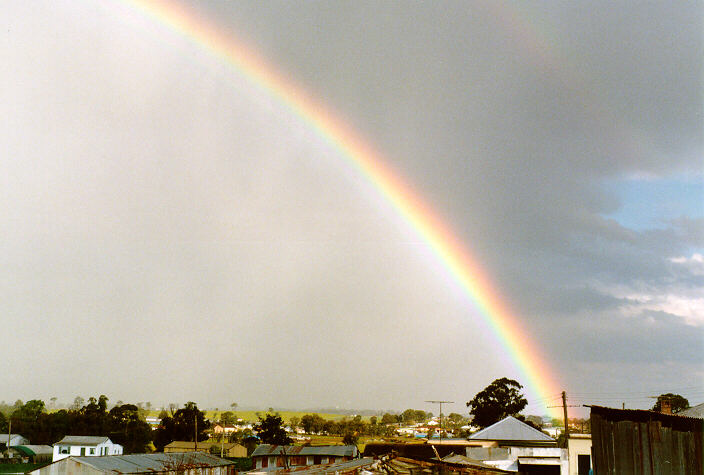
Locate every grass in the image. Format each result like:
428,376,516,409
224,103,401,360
0,462,49,474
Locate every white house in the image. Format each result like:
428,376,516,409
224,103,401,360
0,434,29,447
52,436,122,462
467,416,567,474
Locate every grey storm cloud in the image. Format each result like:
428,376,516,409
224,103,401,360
1,0,701,412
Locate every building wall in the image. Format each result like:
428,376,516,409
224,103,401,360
52,442,123,462
590,406,703,474
567,436,591,475
33,458,101,475
164,444,213,453
467,446,568,474
224,445,247,457
253,454,351,469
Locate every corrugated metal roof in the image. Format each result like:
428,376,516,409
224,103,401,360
16,445,53,455
293,457,374,474
252,444,357,458
246,458,374,474
55,435,111,446
72,452,233,473
11,446,35,457
469,417,554,442
441,454,497,469
678,402,704,419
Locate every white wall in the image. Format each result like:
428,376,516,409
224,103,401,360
568,436,592,475
52,441,123,461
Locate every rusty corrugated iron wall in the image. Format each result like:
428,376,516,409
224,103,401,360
590,405,703,474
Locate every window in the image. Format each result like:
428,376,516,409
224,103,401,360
80,448,86,456
90,448,95,455
60,447,70,454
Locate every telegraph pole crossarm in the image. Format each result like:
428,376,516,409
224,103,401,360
425,400,454,442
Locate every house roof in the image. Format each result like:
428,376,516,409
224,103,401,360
441,454,499,469
678,402,704,419
13,445,53,456
55,436,112,446
164,441,216,449
247,458,375,474
164,441,245,450
252,444,357,458
469,417,554,442
64,453,233,473
385,456,509,474
0,434,26,443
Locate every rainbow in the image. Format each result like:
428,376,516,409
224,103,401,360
124,0,563,416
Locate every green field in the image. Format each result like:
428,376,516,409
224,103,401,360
0,463,49,474
148,410,351,423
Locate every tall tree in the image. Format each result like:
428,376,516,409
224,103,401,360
466,377,528,429
254,414,292,445
154,402,208,451
652,393,690,413
107,404,152,453
72,396,84,410
219,411,237,425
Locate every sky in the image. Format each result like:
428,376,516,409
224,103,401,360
2,1,702,417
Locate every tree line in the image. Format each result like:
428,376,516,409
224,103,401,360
0,397,151,453
0,397,217,454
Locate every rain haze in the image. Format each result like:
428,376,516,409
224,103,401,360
2,1,702,416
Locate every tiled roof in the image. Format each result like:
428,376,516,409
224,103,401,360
469,416,554,442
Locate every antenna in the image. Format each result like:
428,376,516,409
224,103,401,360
425,400,454,442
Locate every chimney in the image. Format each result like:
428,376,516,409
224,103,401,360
661,399,672,414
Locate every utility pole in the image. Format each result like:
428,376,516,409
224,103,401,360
194,414,198,452
561,391,569,439
548,393,579,439
425,400,454,443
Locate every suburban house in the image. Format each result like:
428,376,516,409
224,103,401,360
251,444,357,470
0,434,29,447
164,441,247,457
212,424,237,435
466,416,567,474
145,416,161,429
31,452,234,474
566,434,592,475
52,436,123,462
